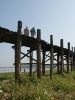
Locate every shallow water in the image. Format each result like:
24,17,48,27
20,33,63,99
0,65,51,73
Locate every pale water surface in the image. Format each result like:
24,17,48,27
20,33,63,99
0,65,52,73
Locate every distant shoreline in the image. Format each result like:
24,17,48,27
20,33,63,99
0,67,14,68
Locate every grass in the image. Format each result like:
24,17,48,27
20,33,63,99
0,71,75,100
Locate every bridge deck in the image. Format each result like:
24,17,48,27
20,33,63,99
0,26,74,56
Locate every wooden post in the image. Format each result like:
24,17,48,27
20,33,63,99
15,21,22,81
29,47,33,77
63,61,64,72
71,47,73,71
67,42,70,73
42,50,45,75
50,35,53,79
24,69,26,72
73,47,75,70
37,29,41,78
60,39,63,74
57,53,59,73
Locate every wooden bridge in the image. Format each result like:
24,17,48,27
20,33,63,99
0,20,75,81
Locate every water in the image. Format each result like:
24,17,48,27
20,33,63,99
0,65,52,73
0,67,15,73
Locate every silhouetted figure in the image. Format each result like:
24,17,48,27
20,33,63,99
24,26,29,36
30,27,36,38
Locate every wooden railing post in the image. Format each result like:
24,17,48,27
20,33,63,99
37,29,41,78
15,21,22,81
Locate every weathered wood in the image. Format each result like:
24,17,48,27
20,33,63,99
21,63,37,65
20,63,70,66
33,69,37,76
45,53,57,59
53,58,57,61
45,51,50,59
57,53,60,73
13,46,33,60
24,69,26,72
21,51,32,60
64,55,67,57
50,35,53,79
27,49,43,52
64,57,67,60
45,55,57,62
73,47,75,70
67,42,70,73
60,39,63,74
64,57,72,61
71,47,73,71
37,29,41,78
63,59,64,72
13,51,37,65
29,47,33,77
42,50,45,75
20,63,59,65
15,21,22,81
21,51,37,62
53,53,57,56
20,47,37,60
46,57,57,62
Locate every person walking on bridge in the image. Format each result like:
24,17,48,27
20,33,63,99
30,27,36,38
24,26,29,36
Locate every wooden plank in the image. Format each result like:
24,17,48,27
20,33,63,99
21,63,61,65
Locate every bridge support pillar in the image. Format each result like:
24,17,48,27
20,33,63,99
73,47,75,70
60,39,64,75
67,42,70,73
50,35,53,79
29,47,33,77
57,53,60,73
71,47,73,71
37,29,41,78
42,50,45,75
15,21,22,81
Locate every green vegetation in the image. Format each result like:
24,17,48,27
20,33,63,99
0,72,75,100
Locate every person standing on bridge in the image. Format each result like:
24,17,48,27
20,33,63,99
30,27,36,38
24,26,29,36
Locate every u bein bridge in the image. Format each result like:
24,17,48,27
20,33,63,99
0,20,75,81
